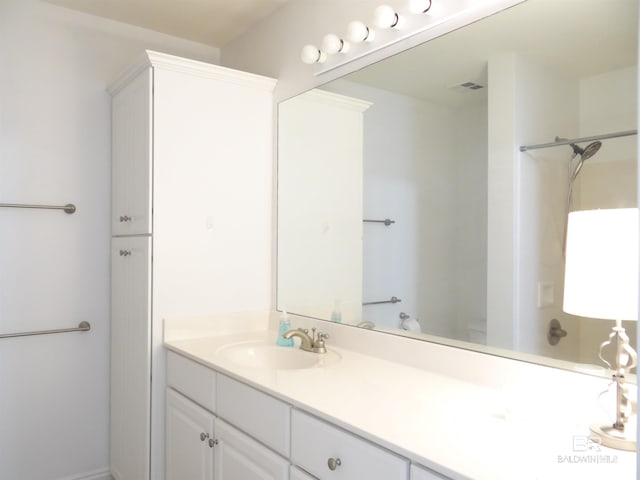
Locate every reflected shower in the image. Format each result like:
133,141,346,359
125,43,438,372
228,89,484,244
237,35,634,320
569,141,602,183
564,140,602,255
520,129,637,257
567,140,602,211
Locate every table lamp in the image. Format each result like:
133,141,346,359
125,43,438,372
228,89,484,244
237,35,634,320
563,208,638,451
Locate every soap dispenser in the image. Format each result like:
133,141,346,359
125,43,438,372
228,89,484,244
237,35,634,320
276,310,294,347
330,300,342,323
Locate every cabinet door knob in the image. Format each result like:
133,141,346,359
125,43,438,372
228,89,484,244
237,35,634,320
208,438,218,448
119,215,132,222
327,457,342,471
119,250,131,256
200,432,209,442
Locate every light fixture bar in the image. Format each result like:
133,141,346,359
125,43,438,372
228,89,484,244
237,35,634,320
312,0,525,77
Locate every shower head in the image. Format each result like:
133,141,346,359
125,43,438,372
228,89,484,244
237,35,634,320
571,141,602,161
569,141,602,181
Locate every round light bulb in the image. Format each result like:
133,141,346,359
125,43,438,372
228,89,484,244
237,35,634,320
300,44,326,64
347,20,375,43
374,5,401,29
321,33,349,54
409,0,433,14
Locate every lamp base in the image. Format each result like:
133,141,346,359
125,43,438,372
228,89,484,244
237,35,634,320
590,423,637,451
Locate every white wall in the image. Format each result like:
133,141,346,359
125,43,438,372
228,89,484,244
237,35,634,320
277,89,368,323
325,81,457,332
486,53,580,360
0,1,218,479
452,101,488,342
515,56,581,361
318,79,487,339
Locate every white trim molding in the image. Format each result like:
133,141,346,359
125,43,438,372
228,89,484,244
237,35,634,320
109,50,276,95
57,468,112,480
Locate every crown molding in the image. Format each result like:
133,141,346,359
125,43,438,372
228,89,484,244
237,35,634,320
108,50,276,95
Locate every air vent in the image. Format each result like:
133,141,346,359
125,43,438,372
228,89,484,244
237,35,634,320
449,81,485,93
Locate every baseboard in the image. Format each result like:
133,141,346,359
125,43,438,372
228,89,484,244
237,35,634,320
58,468,113,480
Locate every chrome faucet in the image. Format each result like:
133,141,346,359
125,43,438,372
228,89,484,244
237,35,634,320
283,328,329,354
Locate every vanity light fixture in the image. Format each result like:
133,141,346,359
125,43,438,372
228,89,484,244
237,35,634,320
563,208,638,451
297,0,458,71
321,34,350,55
409,0,433,14
374,5,404,29
300,44,327,64
346,20,376,43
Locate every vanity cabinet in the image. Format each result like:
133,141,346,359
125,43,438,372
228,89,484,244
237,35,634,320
166,389,289,480
166,350,458,480
110,51,276,480
166,352,289,480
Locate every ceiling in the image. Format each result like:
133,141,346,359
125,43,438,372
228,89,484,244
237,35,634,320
45,0,291,47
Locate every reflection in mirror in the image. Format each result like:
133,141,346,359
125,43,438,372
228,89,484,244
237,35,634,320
277,0,638,374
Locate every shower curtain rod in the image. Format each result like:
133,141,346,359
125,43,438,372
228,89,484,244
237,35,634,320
519,129,637,152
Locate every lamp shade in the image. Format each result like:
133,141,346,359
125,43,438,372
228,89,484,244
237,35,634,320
563,208,639,321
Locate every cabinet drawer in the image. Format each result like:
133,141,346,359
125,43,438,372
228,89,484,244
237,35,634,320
166,351,216,412
291,410,409,480
217,374,291,457
411,464,450,480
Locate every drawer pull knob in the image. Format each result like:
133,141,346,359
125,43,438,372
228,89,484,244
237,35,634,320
208,438,218,448
200,432,209,442
119,215,132,222
327,457,342,471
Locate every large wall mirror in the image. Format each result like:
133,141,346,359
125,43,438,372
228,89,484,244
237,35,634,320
277,0,638,375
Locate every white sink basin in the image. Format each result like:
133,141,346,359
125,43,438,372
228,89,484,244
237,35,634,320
216,341,341,370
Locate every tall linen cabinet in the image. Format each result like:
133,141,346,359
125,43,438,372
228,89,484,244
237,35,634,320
109,51,276,480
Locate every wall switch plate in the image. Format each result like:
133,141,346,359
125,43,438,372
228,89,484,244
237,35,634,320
537,282,554,308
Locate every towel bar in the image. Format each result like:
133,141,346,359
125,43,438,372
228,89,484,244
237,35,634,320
0,321,90,339
0,203,76,214
363,218,395,226
363,296,401,306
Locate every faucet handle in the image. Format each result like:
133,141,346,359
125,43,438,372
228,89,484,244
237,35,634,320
297,327,308,334
315,331,328,345
312,331,328,353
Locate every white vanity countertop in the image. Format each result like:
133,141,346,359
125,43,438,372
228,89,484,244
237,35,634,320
165,330,636,480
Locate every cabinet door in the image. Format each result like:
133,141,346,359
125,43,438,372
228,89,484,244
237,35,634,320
290,466,317,480
111,67,152,235
215,419,289,480
166,389,215,480
110,236,151,480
